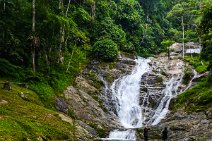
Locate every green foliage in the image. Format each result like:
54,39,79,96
199,5,212,71
171,76,212,112
161,40,175,49
92,39,118,61
29,82,55,109
182,69,192,85
184,56,209,73
94,17,126,50
166,0,200,43
0,58,23,79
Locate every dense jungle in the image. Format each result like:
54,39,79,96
0,0,211,140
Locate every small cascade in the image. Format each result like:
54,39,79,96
184,69,198,91
150,75,183,125
99,75,113,111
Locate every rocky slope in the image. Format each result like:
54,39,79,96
58,42,211,140
136,43,211,141
57,55,137,140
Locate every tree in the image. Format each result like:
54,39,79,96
199,4,212,70
92,39,118,61
167,1,200,58
94,17,126,50
161,40,175,59
31,0,40,72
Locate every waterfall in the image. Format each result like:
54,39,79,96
101,57,184,140
111,57,151,129
102,57,151,140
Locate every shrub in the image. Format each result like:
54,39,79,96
92,39,118,61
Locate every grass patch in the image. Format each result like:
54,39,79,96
29,82,55,109
0,82,75,140
171,76,212,112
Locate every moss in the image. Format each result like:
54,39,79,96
87,123,107,138
0,81,76,140
108,62,117,70
29,82,55,109
105,73,114,84
161,70,168,76
156,76,163,83
87,71,104,89
182,70,192,85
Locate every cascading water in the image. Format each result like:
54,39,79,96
184,69,198,91
150,75,183,125
111,57,151,128
102,57,151,140
101,57,184,140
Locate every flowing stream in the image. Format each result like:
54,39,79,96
102,57,183,140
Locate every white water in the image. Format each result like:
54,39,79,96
102,57,183,140
184,69,198,91
108,57,151,140
150,75,183,125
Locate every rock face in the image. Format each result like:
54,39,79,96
136,42,212,140
170,42,201,54
138,51,184,126
159,110,212,141
57,55,137,140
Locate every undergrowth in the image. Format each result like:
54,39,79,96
171,76,212,112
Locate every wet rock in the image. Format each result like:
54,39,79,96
75,123,94,141
206,109,212,119
120,58,136,65
64,84,118,130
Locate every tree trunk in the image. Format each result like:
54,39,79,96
32,0,36,72
58,0,71,64
59,0,63,10
66,0,71,17
58,0,64,64
3,0,5,11
182,16,185,58
91,2,96,18
32,0,35,32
